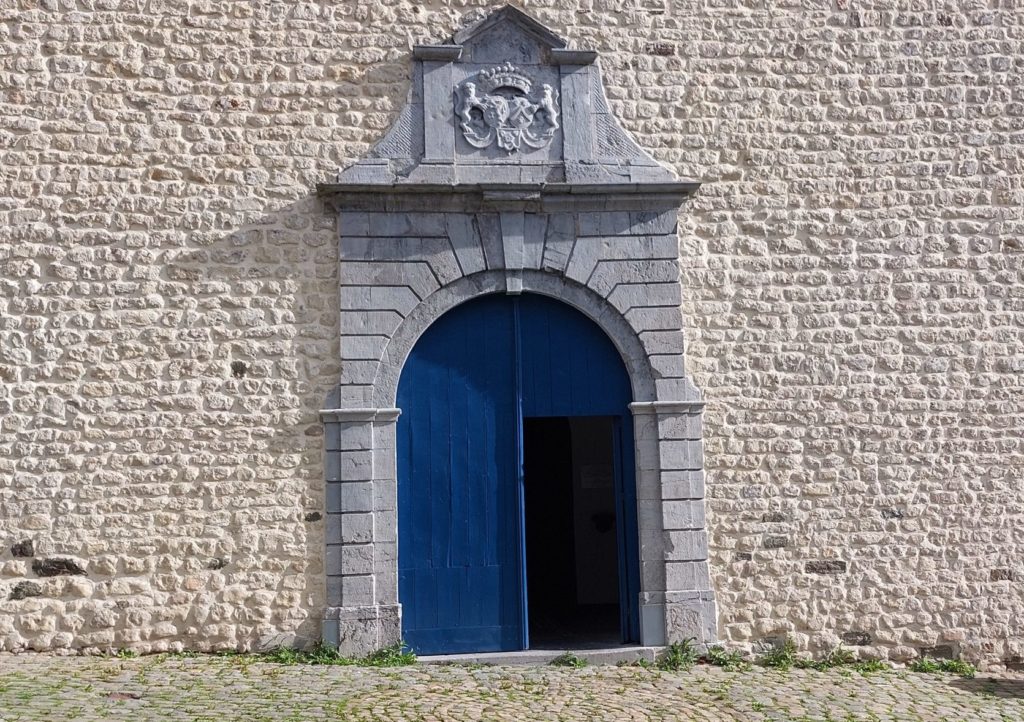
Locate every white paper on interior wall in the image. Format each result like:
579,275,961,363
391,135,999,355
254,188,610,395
455,62,559,153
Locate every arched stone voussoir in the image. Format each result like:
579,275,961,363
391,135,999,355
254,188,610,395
371,270,662,409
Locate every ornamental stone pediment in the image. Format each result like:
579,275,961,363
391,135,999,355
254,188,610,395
331,5,682,187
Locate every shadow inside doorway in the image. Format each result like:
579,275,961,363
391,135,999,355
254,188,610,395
523,417,624,649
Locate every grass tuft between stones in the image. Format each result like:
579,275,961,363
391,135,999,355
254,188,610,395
213,640,416,668
657,639,700,671
758,638,799,670
549,652,588,668
908,656,976,679
704,645,752,672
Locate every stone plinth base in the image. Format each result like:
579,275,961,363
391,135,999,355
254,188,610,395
322,605,401,657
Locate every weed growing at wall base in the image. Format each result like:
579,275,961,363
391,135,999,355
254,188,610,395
657,639,700,671
908,657,976,679
758,638,799,670
703,645,751,672
549,652,588,668
222,641,416,668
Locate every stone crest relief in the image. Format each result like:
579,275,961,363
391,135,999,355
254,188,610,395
455,63,559,154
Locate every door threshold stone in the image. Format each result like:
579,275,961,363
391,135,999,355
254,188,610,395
417,645,661,666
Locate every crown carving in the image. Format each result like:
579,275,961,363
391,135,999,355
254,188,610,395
476,62,533,94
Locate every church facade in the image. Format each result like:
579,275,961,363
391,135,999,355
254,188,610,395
1,2,1021,669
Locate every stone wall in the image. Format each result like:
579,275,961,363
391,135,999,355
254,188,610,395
1,0,1021,668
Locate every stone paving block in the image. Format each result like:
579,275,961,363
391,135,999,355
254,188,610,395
0,655,1021,721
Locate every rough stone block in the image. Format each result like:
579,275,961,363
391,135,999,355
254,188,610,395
446,213,486,275
8,581,42,601
663,500,705,530
336,612,382,657
326,544,374,576
333,482,374,513
658,413,701,440
805,560,847,575
842,631,872,646
919,645,956,660
665,598,716,646
665,530,708,561
10,540,33,558
662,471,705,500
340,575,375,607
32,559,86,577
660,439,703,471
665,561,712,591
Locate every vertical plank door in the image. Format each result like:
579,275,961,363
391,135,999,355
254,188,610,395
397,295,523,653
396,293,640,653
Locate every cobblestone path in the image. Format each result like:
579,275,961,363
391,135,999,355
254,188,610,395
1,655,1022,721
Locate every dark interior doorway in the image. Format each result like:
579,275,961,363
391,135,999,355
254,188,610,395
523,416,621,648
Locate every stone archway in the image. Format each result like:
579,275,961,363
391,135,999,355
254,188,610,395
317,6,715,655
374,270,659,408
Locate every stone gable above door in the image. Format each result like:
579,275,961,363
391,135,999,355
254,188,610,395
329,5,685,187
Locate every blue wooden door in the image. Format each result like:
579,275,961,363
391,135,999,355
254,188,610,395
396,295,522,653
397,293,639,654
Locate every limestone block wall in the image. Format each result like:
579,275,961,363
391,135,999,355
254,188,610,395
1,1,1022,668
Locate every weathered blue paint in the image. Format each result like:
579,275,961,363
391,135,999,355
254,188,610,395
397,293,640,654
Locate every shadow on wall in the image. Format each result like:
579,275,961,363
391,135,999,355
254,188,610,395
162,192,342,652
2,191,340,653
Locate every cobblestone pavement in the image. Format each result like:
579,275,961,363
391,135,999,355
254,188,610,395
1,654,1023,721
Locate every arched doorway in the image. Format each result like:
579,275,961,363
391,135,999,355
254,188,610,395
318,5,717,659
396,293,640,654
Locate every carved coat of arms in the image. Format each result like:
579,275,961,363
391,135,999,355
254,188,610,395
455,63,560,153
